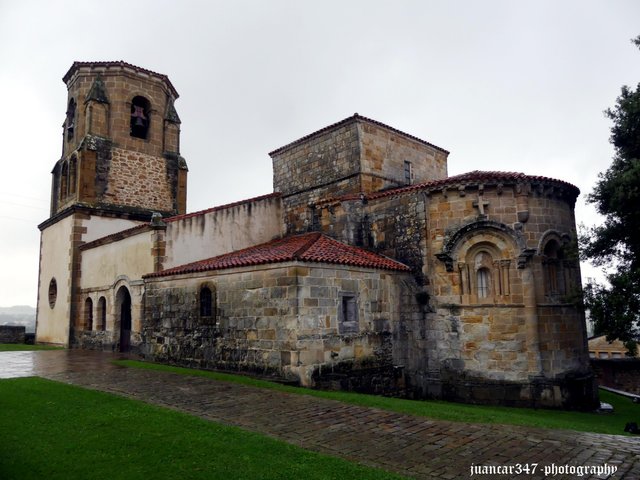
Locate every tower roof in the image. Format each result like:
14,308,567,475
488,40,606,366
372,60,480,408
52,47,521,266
268,113,449,156
63,61,179,98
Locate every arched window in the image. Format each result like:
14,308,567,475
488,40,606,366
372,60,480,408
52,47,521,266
66,98,76,140
477,268,491,298
84,297,93,331
130,96,151,139
200,286,212,317
97,296,107,331
60,161,68,201
474,251,494,300
199,284,216,323
68,155,77,195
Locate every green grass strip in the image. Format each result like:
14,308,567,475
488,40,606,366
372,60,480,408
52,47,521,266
115,359,640,436
0,343,63,351
0,377,404,480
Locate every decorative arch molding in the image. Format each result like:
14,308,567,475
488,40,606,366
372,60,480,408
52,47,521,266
537,229,572,255
435,220,535,271
112,275,132,292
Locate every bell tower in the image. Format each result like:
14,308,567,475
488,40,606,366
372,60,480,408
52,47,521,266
36,61,188,346
52,61,187,216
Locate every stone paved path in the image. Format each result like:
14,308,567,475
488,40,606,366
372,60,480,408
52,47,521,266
1,350,639,479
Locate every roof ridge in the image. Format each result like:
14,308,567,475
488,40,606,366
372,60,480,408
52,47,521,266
269,113,449,156
165,192,281,223
291,232,322,259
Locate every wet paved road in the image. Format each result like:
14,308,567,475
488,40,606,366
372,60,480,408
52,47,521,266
1,350,639,479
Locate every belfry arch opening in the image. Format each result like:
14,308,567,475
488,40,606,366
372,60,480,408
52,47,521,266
130,96,151,139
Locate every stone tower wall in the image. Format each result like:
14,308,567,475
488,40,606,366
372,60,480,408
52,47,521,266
359,121,448,191
271,115,448,234
54,62,186,216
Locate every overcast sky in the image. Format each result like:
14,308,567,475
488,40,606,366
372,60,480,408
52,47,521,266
1,0,639,307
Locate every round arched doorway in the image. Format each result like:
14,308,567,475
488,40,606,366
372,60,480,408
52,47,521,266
115,286,132,352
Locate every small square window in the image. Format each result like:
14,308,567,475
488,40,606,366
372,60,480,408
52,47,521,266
339,294,358,334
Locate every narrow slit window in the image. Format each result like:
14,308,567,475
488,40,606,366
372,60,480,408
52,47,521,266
404,161,413,185
477,268,490,299
199,285,216,323
97,296,107,331
66,98,76,140
85,297,93,331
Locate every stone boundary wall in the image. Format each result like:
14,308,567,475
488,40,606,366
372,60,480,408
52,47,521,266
591,358,640,395
0,325,25,344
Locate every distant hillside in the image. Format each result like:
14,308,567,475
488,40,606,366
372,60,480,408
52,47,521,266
0,305,36,333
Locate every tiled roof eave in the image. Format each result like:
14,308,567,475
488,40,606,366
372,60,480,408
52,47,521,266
144,256,410,280
315,171,580,206
63,61,179,98
164,192,281,223
143,233,410,279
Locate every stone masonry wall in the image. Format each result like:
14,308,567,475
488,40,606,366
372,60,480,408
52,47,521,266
105,147,174,212
141,262,408,390
272,122,361,234
0,325,25,344
142,265,300,378
591,359,640,395
315,190,429,285
272,122,361,197
293,264,405,389
360,121,448,190
415,180,594,408
272,118,449,235
364,191,429,285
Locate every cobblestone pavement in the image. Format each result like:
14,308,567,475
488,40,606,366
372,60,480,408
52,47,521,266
1,350,639,479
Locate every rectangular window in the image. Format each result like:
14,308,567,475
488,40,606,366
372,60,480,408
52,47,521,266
404,161,413,184
339,294,359,334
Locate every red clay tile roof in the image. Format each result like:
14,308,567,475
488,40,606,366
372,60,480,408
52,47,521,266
316,170,580,206
268,113,449,156
144,232,409,278
63,61,179,98
164,193,281,223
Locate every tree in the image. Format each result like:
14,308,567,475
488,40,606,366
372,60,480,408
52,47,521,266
581,35,640,355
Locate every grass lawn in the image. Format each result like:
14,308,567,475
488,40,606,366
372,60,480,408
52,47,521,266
0,343,63,352
0,377,403,480
115,359,640,436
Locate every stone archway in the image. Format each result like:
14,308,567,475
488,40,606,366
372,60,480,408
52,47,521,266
115,286,132,353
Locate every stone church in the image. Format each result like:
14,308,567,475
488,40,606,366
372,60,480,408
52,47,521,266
36,61,597,409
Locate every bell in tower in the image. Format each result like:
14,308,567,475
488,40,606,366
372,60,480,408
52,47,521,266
130,96,150,139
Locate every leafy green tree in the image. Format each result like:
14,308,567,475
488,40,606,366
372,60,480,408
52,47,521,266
581,36,640,355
